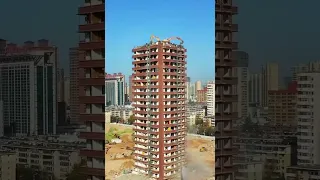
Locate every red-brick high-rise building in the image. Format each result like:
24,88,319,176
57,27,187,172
78,1,105,179
215,0,238,179
131,37,187,179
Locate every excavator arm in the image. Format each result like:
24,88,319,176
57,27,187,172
150,35,161,43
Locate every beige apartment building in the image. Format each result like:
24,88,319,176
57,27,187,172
195,80,202,91
0,151,16,180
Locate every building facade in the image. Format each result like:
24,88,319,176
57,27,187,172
128,75,134,102
195,80,202,91
186,77,191,101
105,105,133,122
268,81,297,127
286,165,320,180
131,37,187,179
0,151,16,180
188,83,196,102
215,0,238,179
0,137,82,180
235,136,297,180
69,47,82,125
78,0,105,179
297,72,320,165
291,61,320,81
206,81,215,117
261,63,279,107
234,51,249,118
248,73,263,105
196,88,207,103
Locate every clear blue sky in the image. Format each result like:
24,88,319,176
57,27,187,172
106,0,215,83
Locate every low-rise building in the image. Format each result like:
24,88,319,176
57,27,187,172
235,154,263,180
105,105,133,122
235,136,297,180
186,104,206,119
0,136,84,180
286,165,320,180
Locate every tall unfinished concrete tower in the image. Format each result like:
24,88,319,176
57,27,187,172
131,36,187,179
215,0,238,179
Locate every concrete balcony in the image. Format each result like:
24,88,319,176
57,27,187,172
79,23,105,32
78,4,104,15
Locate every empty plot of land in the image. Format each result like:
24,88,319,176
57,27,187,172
185,136,215,180
105,123,215,180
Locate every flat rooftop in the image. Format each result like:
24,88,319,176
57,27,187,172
288,164,320,170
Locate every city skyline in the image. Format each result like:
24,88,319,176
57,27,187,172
1,1,320,79
106,0,215,82
2,0,320,179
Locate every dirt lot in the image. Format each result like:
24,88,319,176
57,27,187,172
105,123,214,180
105,124,135,179
184,136,215,180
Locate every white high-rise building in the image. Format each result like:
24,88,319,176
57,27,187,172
291,61,320,81
206,81,215,126
207,81,215,116
297,72,320,165
0,40,57,135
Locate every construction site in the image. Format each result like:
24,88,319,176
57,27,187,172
105,123,215,180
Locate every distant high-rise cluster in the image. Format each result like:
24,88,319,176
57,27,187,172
248,63,279,107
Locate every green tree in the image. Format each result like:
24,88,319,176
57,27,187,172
263,159,281,180
17,165,33,180
111,116,121,123
65,160,87,180
128,115,135,125
197,125,206,135
16,165,55,180
195,115,203,125
187,124,197,134
205,126,215,136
